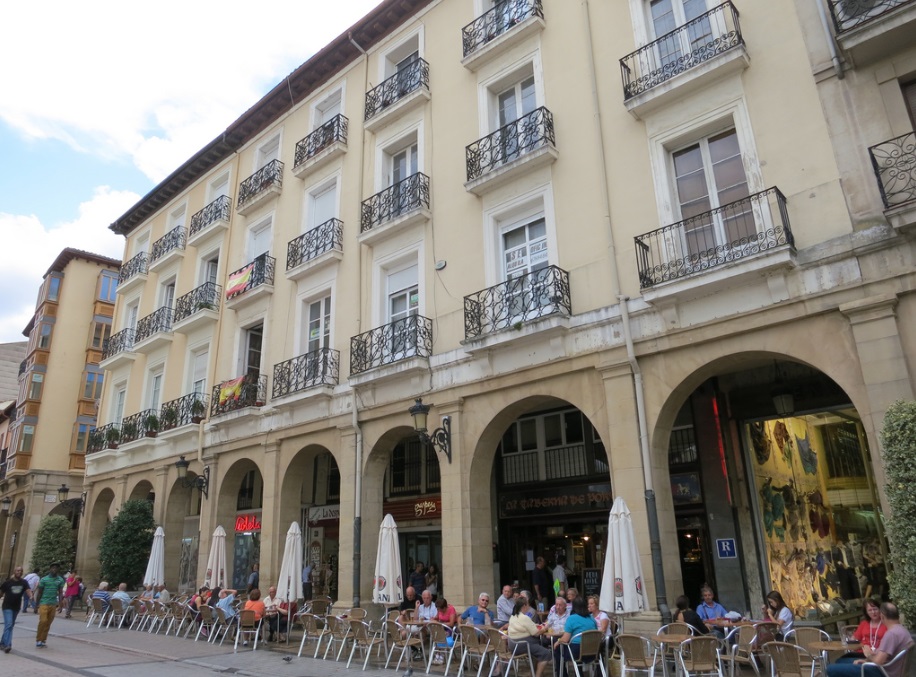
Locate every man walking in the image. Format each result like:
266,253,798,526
22,568,39,613
0,566,30,653
302,561,313,602
35,562,65,648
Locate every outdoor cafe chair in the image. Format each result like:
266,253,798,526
195,605,216,642
386,619,427,671
486,627,534,677
211,606,235,645
764,641,820,677
784,628,830,677
425,621,458,675
128,599,149,631
86,597,110,628
657,623,695,677
234,608,262,652
147,600,170,634
617,633,661,677
347,618,386,670
323,614,353,661
347,607,369,621
297,611,329,658
165,601,191,637
106,597,129,629
307,597,332,618
857,646,912,677
456,624,495,677
676,636,723,677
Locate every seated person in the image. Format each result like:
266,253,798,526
243,588,266,621
507,598,552,677
262,586,290,641
696,585,727,636
91,582,112,612
565,588,579,604
827,603,913,677
673,595,709,635
519,591,539,621
460,592,496,626
435,596,458,633
112,583,132,607
156,584,171,604
496,585,515,628
545,597,570,635
399,586,419,623
416,589,437,621
216,587,239,621
553,597,598,673
139,584,155,602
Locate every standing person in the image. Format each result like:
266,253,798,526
826,603,913,677
0,566,30,653
63,571,81,618
426,563,440,599
553,556,568,599
301,561,313,602
762,590,793,638
531,556,553,611
246,563,259,594
35,562,65,648
409,562,427,593
22,569,40,613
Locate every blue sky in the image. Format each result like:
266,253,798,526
0,0,385,342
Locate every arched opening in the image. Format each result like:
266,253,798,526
216,459,263,590
128,479,155,504
2,500,27,578
84,489,115,581
164,478,200,594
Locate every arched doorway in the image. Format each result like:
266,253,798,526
128,480,155,503
164,479,200,593
84,488,115,581
216,459,264,590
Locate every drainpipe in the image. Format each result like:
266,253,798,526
815,0,845,79
581,0,670,622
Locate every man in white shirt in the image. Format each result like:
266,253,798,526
495,585,514,627
546,597,569,634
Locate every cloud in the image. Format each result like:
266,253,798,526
0,187,136,342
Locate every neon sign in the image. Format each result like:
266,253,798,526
235,514,262,532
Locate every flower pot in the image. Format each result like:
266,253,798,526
192,416,204,424
145,431,157,438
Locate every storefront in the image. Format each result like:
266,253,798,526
306,504,339,598
232,511,261,590
384,495,442,594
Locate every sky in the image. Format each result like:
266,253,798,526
0,0,386,342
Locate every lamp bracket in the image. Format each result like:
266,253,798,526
420,415,452,464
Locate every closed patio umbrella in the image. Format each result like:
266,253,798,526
143,526,166,587
275,521,303,603
599,497,649,615
372,514,403,605
204,525,227,589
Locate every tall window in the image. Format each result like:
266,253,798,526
202,255,219,286
316,91,342,126
91,322,112,350
395,50,420,93
47,275,62,302
99,272,118,302
248,220,272,260
84,372,104,400
503,217,550,317
19,425,35,453
37,323,52,349
190,350,209,395
28,373,43,400
125,302,139,332
74,423,90,453
244,324,264,378
208,174,230,202
160,280,176,309
497,76,536,161
168,205,187,230
257,136,280,168
649,0,713,67
148,371,163,411
113,386,127,423
387,264,419,358
389,142,419,217
305,296,331,354
308,183,337,230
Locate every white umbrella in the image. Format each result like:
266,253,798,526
372,514,403,605
599,497,649,615
204,525,228,589
275,522,303,603
143,526,166,587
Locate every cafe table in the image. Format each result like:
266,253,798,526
652,634,692,677
808,639,854,666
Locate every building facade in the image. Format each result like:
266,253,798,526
1,249,120,573
83,0,916,625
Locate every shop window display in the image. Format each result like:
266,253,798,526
745,413,887,619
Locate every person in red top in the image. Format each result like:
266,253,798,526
836,599,887,663
435,596,457,634
63,572,81,619
244,588,266,620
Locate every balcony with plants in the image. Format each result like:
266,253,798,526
87,423,121,454
826,0,916,65
173,282,222,334
133,306,174,353
236,159,284,216
364,59,430,132
465,106,557,195
99,328,137,371
868,131,916,231
349,315,433,384
272,347,340,405
117,251,149,296
461,0,545,71
292,114,348,179
149,226,187,272
360,173,430,244
159,391,209,432
118,409,161,447
188,195,231,248
211,373,268,418
225,253,275,310
286,218,344,280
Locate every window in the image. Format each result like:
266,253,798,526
135,232,150,255
304,296,332,354
201,254,219,286
244,324,264,378
316,91,342,126
387,263,419,358
28,373,43,400
388,438,440,496
384,137,419,217
113,385,127,423
248,218,272,260
74,423,90,453
209,173,230,202
190,349,209,395
99,272,118,302
257,136,280,168
649,0,713,67
19,425,35,453
84,372,104,400
37,323,52,349
496,76,536,161
308,182,337,230
168,204,187,230
382,33,421,82
47,275,62,302
160,279,176,309
148,370,163,411
125,301,139,332
91,322,112,349
903,80,916,130
503,217,550,317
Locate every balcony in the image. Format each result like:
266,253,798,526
349,315,433,377
827,0,916,65
160,391,209,431
292,114,348,179
99,328,137,370
465,107,558,195
149,226,186,272
173,282,222,334
188,195,231,249
360,173,431,244
88,423,121,453
286,218,344,280
272,348,339,404
634,186,795,295
364,59,430,132
225,253,275,310
464,265,571,341
133,306,174,353
620,2,747,119
117,252,149,296
237,159,283,216
869,132,916,231
118,408,159,446
211,373,268,417
461,0,546,71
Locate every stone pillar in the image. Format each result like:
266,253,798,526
197,455,218,587
153,466,169,526
260,442,280,583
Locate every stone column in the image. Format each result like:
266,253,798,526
260,442,280,583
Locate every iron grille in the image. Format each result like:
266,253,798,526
272,348,340,398
102,328,135,360
464,265,571,340
87,423,120,453
349,315,433,375
620,1,742,100
174,282,222,323
237,159,284,211
466,107,555,181
119,252,148,284
634,186,793,289
160,391,209,430
868,131,916,208
364,58,430,121
134,306,173,343
360,173,430,232
150,226,187,263
826,0,913,32
189,195,231,237
226,253,275,301
294,114,349,167
286,218,343,270
462,0,544,57
119,408,158,443
211,374,268,417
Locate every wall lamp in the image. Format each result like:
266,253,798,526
0,496,24,520
409,398,452,464
175,456,210,499
57,484,86,516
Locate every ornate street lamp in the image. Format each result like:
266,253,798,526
409,398,452,464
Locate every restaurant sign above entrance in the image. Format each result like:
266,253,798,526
308,505,340,524
383,495,442,522
498,483,613,518
235,514,262,532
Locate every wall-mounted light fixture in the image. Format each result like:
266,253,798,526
0,496,24,520
57,484,86,516
175,456,210,499
409,398,452,464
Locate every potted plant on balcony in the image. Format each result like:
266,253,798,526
119,420,137,442
190,398,207,424
161,406,179,431
144,413,160,438
195,300,215,312
105,427,121,450
88,429,105,452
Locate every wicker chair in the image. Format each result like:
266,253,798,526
386,619,427,671
617,633,661,677
858,646,912,677
211,606,236,645
347,619,386,670
234,608,262,652
322,614,352,660
456,624,496,677
106,597,129,629
784,628,829,677
765,641,818,677
426,621,458,675
195,605,216,641
676,636,723,677
563,630,609,677
86,597,110,628
297,611,328,658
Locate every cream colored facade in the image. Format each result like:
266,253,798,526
1,249,120,573
84,0,915,623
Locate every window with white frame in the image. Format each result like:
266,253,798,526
147,368,164,411
135,232,150,255
125,300,140,332
502,215,551,318
248,217,272,260
382,34,421,84
302,295,332,355
307,181,338,231
241,322,264,378
190,348,209,395
201,252,220,286
315,91,342,127
256,136,280,169
648,0,714,66
386,262,419,358
168,204,187,230
113,383,127,423
160,278,176,309
383,135,420,217
208,173,230,202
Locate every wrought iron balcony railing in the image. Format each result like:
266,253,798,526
160,391,209,430
237,159,284,211
350,315,433,375
211,373,268,417
634,186,793,288
361,173,430,232
827,0,913,32
287,218,343,270
102,328,135,361
134,306,173,343
462,0,544,57
294,114,348,167
174,281,222,323
464,265,571,340
189,195,232,237
226,253,275,301
119,252,149,284
466,107,555,181
87,423,120,453
272,347,340,398
868,132,916,208
150,226,186,263
118,408,159,443
365,58,430,121
620,1,743,100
